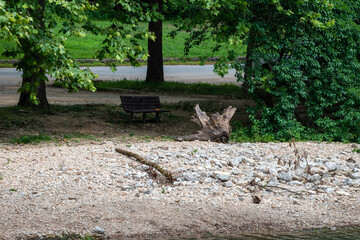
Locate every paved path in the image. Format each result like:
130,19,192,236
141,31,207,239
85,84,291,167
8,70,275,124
0,65,241,107
0,65,238,86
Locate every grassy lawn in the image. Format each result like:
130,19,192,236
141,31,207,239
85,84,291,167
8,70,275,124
92,80,247,99
0,21,245,60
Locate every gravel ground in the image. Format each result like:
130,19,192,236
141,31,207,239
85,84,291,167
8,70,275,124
0,140,360,239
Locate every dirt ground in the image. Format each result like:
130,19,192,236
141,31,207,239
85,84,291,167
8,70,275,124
1,85,360,239
0,85,254,142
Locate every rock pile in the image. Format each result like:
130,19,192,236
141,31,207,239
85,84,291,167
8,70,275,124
117,141,360,201
1,140,359,238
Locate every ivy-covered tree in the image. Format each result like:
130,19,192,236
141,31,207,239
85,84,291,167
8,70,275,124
174,0,360,142
0,0,152,108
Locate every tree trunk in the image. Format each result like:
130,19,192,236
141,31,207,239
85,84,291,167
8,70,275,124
18,65,49,108
18,0,49,109
146,0,164,83
176,104,236,143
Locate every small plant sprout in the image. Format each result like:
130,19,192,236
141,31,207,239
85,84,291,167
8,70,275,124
191,149,198,155
161,187,166,194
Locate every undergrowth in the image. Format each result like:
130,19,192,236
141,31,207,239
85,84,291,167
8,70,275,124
10,134,53,144
230,121,360,143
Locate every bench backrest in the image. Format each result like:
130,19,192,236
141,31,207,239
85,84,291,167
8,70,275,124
120,96,162,111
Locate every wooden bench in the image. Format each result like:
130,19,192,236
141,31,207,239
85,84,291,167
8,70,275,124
120,95,170,123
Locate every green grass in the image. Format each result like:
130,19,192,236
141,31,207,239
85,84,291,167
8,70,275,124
8,133,98,144
60,133,99,142
10,134,53,144
92,80,246,99
0,21,246,60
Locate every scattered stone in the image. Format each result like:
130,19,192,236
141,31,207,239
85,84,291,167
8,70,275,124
254,172,265,180
146,179,154,187
141,164,150,170
351,172,360,180
310,167,327,175
308,174,321,184
336,190,350,196
325,162,338,171
269,167,278,177
93,227,105,234
228,158,243,167
278,172,293,182
173,181,181,186
215,161,223,168
317,185,333,193
214,171,231,182
289,180,303,186
121,185,135,191
223,182,233,188
267,178,278,187
181,172,198,181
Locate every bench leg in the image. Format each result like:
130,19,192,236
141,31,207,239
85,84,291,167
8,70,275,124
142,113,146,123
156,112,160,123
130,113,134,124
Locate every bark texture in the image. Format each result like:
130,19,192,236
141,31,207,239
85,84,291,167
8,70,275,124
145,0,164,83
18,67,49,108
18,0,49,109
176,104,236,143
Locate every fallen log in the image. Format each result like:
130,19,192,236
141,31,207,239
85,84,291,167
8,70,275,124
115,148,173,183
176,104,236,143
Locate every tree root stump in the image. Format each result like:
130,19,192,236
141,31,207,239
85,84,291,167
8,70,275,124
176,104,236,143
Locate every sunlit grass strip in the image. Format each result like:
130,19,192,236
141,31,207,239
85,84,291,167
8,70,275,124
93,80,245,99
0,21,246,60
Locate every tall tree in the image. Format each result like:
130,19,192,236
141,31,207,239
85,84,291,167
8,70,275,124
0,0,97,108
146,0,164,83
0,0,152,108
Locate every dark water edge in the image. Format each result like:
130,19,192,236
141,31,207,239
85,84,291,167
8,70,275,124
174,226,360,240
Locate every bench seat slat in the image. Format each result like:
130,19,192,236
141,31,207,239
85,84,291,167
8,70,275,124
126,109,170,113
120,95,170,123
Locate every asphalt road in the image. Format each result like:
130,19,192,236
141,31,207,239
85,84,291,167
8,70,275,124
0,65,239,86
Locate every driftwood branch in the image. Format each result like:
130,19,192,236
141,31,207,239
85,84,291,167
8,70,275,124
115,148,173,182
176,104,236,143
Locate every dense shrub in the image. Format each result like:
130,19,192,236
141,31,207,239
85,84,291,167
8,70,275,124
174,0,360,142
